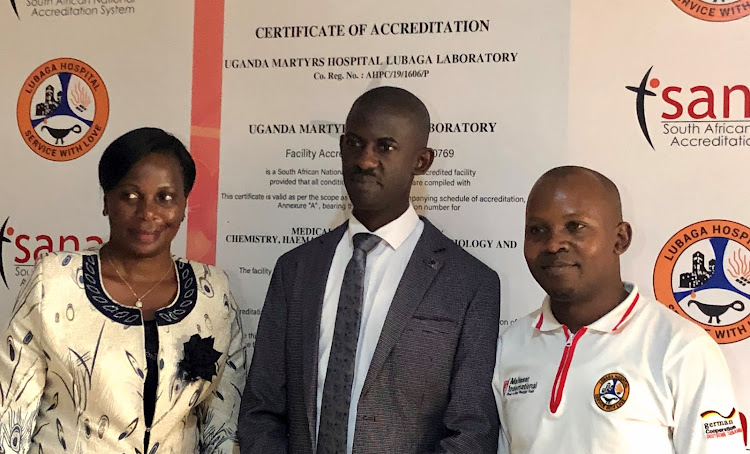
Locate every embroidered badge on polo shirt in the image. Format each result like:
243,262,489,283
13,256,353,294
594,373,629,411
503,376,538,397
701,408,744,440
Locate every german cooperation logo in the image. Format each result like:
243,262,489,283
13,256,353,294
17,58,109,161
627,66,750,150
654,220,750,343
701,409,744,440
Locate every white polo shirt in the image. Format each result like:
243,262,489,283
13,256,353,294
493,283,745,454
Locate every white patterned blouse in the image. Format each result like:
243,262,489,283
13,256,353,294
0,250,247,454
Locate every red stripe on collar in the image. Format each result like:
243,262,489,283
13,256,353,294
535,312,544,329
612,293,640,332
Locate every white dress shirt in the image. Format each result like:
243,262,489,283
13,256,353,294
316,205,423,453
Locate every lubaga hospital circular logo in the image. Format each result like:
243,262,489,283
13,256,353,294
654,220,750,344
671,0,750,22
594,373,629,412
17,58,109,162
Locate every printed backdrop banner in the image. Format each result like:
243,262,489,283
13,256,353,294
0,0,194,324
218,0,570,348
1,0,750,446
567,0,750,434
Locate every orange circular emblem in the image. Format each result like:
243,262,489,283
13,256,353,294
17,58,109,162
671,0,750,22
654,220,750,344
594,373,630,412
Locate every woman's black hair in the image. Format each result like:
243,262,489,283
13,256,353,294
98,127,196,195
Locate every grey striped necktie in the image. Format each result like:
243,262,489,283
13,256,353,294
317,232,381,454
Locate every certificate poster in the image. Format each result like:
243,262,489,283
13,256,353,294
219,0,571,347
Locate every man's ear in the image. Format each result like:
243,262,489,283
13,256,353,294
614,221,632,255
413,147,435,175
102,194,109,216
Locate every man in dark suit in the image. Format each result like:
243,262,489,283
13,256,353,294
239,86,500,454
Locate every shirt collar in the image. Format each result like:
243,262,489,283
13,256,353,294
347,205,419,251
533,282,641,333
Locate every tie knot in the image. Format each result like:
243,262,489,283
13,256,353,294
353,233,380,254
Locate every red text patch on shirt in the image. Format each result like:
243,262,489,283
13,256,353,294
702,408,744,440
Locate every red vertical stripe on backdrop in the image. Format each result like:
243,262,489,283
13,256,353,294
186,0,225,264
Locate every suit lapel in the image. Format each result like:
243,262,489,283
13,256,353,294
359,219,447,399
301,222,347,448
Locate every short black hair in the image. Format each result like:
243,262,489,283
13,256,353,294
98,127,196,195
347,86,431,147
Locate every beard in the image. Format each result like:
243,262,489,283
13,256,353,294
546,286,577,303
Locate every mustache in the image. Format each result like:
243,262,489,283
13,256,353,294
536,253,577,267
351,166,380,178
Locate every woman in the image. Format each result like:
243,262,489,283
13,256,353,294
0,128,246,453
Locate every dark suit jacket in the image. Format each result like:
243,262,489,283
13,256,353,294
239,218,500,453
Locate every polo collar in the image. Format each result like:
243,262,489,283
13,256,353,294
533,283,641,333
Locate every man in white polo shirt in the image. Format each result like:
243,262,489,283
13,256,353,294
494,166,745,453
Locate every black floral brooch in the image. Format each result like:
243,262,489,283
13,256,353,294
178,334,222,382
